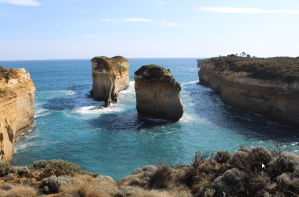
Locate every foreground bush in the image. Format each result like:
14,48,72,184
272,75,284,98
0,162,12,177
31,159,82,179
0,185,39,197
1,144,299,196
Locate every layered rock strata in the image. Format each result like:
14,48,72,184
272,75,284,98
0,66,35,162
198,56,299,127
134,65,183,121
91,56,129,107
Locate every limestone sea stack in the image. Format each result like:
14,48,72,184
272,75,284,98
198,55,299,127
134,65,183,121
91,56,129,107
0,66,35,162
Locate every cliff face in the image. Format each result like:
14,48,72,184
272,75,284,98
91,56,129,107
198,56,299,127
134,65,183,121
0,66,35,162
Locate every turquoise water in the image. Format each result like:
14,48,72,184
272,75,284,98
1,58,299,180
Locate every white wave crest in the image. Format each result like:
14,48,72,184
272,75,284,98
34,108,53,118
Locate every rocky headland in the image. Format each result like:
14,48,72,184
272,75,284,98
134,65,183,121
196,58,209,68
198,56,299,127
0,66,35,163
91,56,129,107
0,145,298,197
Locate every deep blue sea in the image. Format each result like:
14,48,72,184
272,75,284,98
1,58,299,180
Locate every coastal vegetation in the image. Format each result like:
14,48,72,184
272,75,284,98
134,64,181,89
1,144,299,196
0,66,17,82
204,56,299,83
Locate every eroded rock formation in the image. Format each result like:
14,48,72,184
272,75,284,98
198,56,299,127
0,66,35,162
134,65,183,121
91,56,129,107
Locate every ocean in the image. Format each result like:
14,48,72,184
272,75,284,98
0,58,299,181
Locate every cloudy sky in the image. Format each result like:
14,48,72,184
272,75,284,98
0,0,298,60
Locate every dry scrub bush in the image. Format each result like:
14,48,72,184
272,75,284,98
0,163,12,177
60,174,114,197
0,185,39,197
213,150,231,164
148,165,172,189
132,187,192,197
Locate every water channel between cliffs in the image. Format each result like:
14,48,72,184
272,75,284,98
0,58,298,180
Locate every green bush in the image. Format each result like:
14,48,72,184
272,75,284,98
0,162,12,177
39,159,81,178
32,160,47,169
214,150,232,163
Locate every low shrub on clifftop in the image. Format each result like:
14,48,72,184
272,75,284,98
205,56,299,83
0,66,17,82
32,159,82,178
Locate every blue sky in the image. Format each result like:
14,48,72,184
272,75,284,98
0,0,298,60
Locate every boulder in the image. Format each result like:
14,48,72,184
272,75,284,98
91,56,129,107
134,65,183,121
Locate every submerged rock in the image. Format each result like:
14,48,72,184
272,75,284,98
134,65,183,121
91,56,129,107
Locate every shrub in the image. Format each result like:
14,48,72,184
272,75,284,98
0,162,12,177
214,150,232,163
0,185,39,197
32,160,47,169
204,188,215,197
148,165,172,189
39,159,81,179
60,175,113,197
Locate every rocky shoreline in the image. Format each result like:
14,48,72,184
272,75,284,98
198,56,299,127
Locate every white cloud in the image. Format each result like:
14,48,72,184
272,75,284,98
123,18,155,22
0,0,40,6
288,12,299,14
100,18,116,22
197,7,295,14
153,1,165,4
163,22,183,26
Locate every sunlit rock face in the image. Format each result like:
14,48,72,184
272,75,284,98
198,56,299,127
0,66,35,162
134,65,183,121
91,56,129,107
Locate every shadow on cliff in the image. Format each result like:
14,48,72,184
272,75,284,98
88,110,175,132
184,82,299,142
42,84,98,110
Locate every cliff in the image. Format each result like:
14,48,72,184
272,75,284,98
91,56,129,107
134,65,183,121
198,56,299,127
0,66,35,162
197,58,210,67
